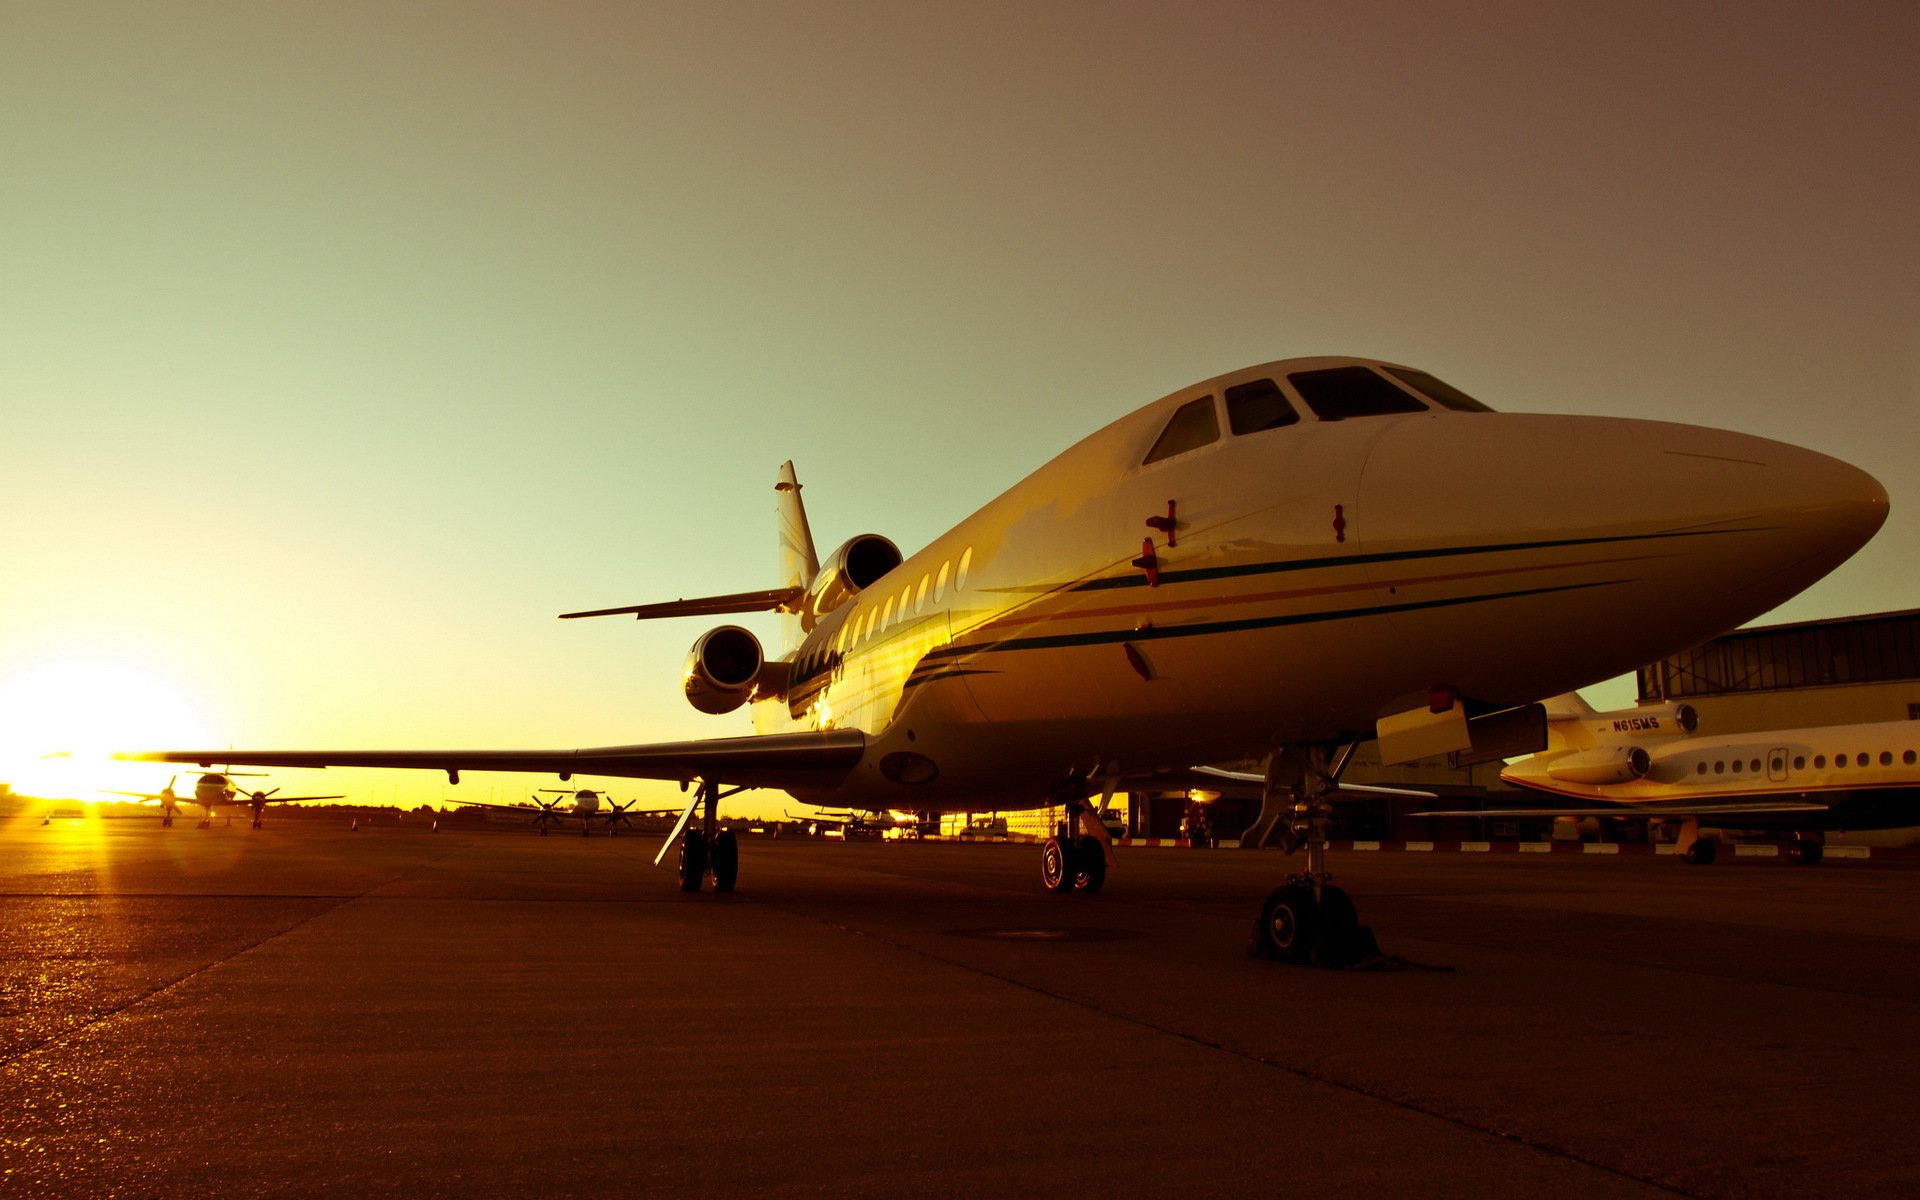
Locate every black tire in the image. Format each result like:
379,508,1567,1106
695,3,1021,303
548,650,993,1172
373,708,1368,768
1318,885,1359,941
1683,839,1718,865
711,830,739,893
1786,839,1824,866
680,829,709,892
1041,836,1077,893
1257,886,1317,963
1073,835,1106,893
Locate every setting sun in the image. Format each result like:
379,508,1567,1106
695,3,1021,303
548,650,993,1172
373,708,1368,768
0,656,215,798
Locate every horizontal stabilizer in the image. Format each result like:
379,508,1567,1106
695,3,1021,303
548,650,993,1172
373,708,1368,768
560,587,803,621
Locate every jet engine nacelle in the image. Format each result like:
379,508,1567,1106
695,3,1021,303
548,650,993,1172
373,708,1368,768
1581,702,1699,739
684,625,768,715
803,534,902,628
1545,746,1653,785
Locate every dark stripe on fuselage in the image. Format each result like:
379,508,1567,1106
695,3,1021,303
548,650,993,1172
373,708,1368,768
926,579,1626,659
1068,527,1768,594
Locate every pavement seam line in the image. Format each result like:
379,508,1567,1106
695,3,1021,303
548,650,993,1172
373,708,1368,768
0,847,464,1069
750,895,1698,1200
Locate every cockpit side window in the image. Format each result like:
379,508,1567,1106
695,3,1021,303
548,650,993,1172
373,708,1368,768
1288,366,1429,420
1384,366,1495,412
1142,395,1221,464
1225,378,1299,435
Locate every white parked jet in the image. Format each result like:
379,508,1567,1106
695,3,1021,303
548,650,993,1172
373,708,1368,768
786,807,907,838
127,356,1887,962
1461,693,1920,864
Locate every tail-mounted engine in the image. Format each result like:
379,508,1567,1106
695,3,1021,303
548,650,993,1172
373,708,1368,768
801,534,902,630
1544,746,1653,785
684,626,789,715
1578,701,1699,739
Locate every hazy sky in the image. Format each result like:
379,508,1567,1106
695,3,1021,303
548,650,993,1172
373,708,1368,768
3,1,1915,812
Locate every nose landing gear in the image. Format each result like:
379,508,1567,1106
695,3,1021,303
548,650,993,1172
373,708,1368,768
1245,743,1382,968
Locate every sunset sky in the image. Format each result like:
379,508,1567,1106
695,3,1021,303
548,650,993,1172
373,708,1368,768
2,2,1914,813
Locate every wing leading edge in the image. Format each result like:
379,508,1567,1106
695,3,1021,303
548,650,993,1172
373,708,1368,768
120,730,867,792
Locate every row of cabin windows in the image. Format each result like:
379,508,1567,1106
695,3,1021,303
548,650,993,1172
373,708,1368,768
832,546,974,658
1141,365,1491,467
1693,749,1919,775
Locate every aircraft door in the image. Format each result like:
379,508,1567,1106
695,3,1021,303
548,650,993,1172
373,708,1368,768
1768,748,1789,782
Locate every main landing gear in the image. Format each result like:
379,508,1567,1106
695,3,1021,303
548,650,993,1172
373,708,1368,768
1672,819,1718,865
664,779,744,894
1039,796,1115,894
1246,744,1381,968
1786,831,1825,865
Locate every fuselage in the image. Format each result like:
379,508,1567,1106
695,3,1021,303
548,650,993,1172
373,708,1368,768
194,773,238,811
756,356,1886,813
1504,716,1920,831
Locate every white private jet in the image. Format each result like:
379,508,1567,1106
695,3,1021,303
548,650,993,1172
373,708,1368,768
104,771,344,828
785,807,908,838
1442,692,1920,864
126,356,1887,963
455,788,664,837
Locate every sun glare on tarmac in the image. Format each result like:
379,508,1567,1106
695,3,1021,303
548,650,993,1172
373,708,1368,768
0,657,214,799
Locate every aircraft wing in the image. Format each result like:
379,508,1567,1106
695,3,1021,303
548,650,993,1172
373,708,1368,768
559,587,803,621
121,730,867,792
1152,765,1438,802
448,798,567,817
1413,800,1834,818
100,790,167,803
262,794,346,803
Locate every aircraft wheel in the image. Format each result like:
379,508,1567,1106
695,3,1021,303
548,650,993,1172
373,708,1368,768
1254,885,1317,963
580,826,590,838
539,827,548,838
1040,836,1077,893
711,830,739,893
1786,839,1824,866
1682,839,1718,865
680,829,709,892
1072,835,1106,893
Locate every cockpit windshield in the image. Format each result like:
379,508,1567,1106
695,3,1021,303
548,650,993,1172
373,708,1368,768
1142,395,1221,464
1224,378,1299,435
1287,367,1429,420
1383,366,1495,412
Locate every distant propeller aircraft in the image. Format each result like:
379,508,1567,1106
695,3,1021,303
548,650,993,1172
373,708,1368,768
104,770,344,828
454,788,667,837
129,355,1887,964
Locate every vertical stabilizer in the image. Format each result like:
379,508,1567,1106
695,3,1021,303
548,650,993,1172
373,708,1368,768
775,461,819,651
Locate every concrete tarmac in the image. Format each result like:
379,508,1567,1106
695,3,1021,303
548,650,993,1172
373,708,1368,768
5,816,1919,1199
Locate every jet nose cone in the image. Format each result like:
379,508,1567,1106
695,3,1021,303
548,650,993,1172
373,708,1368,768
1643,422,1888,590
1355,412,1888,705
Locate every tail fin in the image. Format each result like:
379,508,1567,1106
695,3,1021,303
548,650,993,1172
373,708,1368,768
1541,691,1599,722
775,461,819,652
